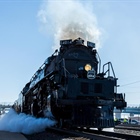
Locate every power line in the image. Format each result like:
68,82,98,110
120,80,140,87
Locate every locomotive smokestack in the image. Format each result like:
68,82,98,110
73,38,84,45
38,0,101,50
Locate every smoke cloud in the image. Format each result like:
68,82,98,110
38,0,102,50
0,108,56,134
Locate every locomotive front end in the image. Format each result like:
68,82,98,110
52,38,126,129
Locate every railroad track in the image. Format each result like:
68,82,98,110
47,127,140,140
115,124,140,131
119,124,140,127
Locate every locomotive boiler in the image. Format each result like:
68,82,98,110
14,38,127,130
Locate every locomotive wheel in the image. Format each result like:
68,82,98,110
58,119,72,129
86,127,90,130
98,128,103,131
58,118,64,128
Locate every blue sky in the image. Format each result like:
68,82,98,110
0,0,140,105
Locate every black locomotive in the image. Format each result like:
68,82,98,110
14,38,126,130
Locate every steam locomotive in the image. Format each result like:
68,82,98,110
14,38,126,130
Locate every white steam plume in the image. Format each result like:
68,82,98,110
38,0,102,50
0,108,56,134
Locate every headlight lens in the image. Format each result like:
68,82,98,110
84,64,92,71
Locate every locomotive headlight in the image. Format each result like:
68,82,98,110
85,64,92,71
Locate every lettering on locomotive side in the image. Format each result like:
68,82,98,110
68,52,79,58
69,74,78,78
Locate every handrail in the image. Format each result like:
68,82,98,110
103,62,116,78
59,58,70,77
62,58,67,77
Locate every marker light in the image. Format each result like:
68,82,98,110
84,64,92,71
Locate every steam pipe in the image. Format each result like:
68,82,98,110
96,52,101,74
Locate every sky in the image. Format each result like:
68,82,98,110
0,0,140,105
